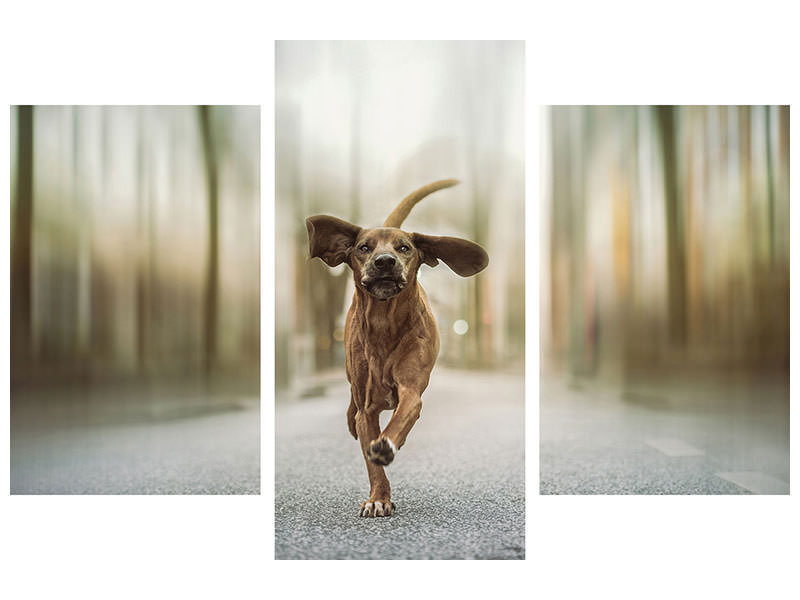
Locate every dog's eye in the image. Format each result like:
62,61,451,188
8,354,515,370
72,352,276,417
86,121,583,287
398,245,410,253
358,244,370,253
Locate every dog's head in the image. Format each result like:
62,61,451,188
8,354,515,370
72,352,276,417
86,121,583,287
306,180,489,301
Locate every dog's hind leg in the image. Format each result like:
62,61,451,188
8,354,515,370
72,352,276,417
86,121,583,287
346,391,358,439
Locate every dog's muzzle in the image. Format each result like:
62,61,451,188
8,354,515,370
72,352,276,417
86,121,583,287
362,254,406,300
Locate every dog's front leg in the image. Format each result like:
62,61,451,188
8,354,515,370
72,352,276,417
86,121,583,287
355,407,394,517
367,385,422,465
368,384,422,466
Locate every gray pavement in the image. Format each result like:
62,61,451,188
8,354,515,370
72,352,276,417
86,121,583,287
275,369,525,560
540,375,789,495
11,389,260,494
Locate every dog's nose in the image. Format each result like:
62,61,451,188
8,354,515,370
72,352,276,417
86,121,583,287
374,254,396,270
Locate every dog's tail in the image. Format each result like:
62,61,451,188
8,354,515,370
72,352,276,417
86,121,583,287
383,179,460,228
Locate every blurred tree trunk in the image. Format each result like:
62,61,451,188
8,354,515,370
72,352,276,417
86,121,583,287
469,186,490,368
90,108,114,370
738,106,760,361
776,106,789,267
565,108,588,377
764,106,776,266
655,106,687,348
618,109,638,383
350,83,362,224
548,107,571,368
199,106,219,376
738,107,755,263
74,108,91,369
135,113,151,376
275,106,300,387
309,260,348,370
11,106,34,378
777,106,789,188
307,184,349,372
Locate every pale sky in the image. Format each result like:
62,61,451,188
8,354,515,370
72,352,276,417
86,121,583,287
277,41,524,196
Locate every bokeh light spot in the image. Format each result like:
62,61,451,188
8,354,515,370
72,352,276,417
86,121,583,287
453,319,469,335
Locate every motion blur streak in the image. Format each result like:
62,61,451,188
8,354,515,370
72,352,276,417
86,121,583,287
10,106,260,494
541,106,789,494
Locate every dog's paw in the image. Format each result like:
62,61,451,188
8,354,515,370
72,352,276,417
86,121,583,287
366,437,396,466
360,500,395,518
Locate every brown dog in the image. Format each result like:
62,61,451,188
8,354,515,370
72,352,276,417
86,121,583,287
306,179,488,517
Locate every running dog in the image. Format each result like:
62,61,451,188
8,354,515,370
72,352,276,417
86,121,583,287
306,179,488,517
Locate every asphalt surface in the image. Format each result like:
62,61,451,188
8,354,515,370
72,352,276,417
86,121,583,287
11,388,260,494
540,374,789,495
275,369,525,560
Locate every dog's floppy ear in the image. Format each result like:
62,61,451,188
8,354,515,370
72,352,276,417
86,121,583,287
306,215,361,267
412,233,489,277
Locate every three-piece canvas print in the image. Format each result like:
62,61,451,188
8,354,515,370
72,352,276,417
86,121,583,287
8,41,790,560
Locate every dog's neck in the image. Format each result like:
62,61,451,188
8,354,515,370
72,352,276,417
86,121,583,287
353,277,422,339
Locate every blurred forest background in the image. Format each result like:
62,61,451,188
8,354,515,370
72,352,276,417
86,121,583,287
276,42,525,393
10,105,260,393
542,106,789,383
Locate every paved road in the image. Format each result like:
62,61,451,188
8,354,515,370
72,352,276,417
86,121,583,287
11,389,260,494
540,375,789,495
275,369,525,559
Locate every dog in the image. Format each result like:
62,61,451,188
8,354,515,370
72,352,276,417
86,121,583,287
306,179,488,517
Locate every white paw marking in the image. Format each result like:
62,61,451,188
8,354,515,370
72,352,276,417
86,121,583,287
361,500,394,517
387,438,397,455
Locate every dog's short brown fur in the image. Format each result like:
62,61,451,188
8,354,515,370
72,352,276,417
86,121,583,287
306,179,488,517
